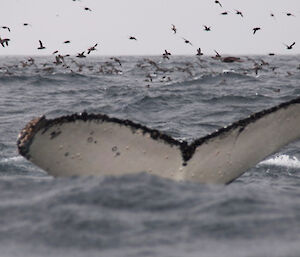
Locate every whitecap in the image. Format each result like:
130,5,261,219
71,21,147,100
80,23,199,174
259,154,300,169
0,156,23,164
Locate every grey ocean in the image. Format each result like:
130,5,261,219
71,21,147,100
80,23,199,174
1,55,300,257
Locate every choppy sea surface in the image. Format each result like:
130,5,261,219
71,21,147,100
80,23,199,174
1,55,300,257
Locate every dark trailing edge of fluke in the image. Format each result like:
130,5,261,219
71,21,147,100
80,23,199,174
17,96,300,164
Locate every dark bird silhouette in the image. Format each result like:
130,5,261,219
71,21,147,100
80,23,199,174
83,7,92,11
163,50,171,59
23,23,32,27
235,10,243,17
252,27,261,34
1,26,11,32
53,55,63,65
63,40,71,44
162,54,170,60
164,49,171,55
0,38,10,47
214,0,222,7
284,42,296,49
214,50,221,58
220,11,228,15
87,43,98,54
182,37,193,46
286,12,295,17
270,12,275,18
37,40,46,50
171,24,177,34
52,50,59,55
203,25,211,31
196,48,203,56
129,36,137,40
76,51,86,58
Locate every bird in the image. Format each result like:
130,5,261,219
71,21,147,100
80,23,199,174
182,37,193,46
129,36,137,40
214,50,221,58
203,25,211,31
162,54,170,60
23,23,32,27
1,26,11,32
162,50,171,59
53,55,63,65
63,40,71,44
0,38,10,47
76,51,86,58
284,42,296,50
285,12,295,17
214,0,222,7
235,10,243,17
164,49,171,55
83,7,92,11
171,24,177,34
37,40,46,50
252,27,261,34
220,11,228,15
87,43,98,54
196,48,203,56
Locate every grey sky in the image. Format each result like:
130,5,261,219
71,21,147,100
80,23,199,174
0,0,299,56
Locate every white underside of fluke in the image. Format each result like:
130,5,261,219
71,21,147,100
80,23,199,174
18,97,300,184
29,121,184,180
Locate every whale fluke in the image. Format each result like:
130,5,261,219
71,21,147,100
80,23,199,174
17,97,300,184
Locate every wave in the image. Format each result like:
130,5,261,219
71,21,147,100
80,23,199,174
0,156,23,164
259,155,300,169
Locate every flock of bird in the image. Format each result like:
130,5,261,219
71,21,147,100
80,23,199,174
0,0,298,57
0,0,299,84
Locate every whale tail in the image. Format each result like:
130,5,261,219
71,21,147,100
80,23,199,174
17,97,300,184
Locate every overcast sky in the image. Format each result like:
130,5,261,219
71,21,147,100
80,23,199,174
0,0,299,56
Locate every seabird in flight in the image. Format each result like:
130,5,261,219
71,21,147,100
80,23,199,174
235,10,243,17
182,37,193,46
1,26,10,32
0,38,10,47
284,42,296,50
285,12,295,17
171,24,177,34
203,25,211,31
220,11,229,15
252,27,261,34
76,51,86,58
129,36,137,40
214,0,222,7
214,50,221,58
37,40,46,50
162,50,171,59
196,48,203,56
87,43,98,54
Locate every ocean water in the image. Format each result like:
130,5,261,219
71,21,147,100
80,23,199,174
1,55,300,257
